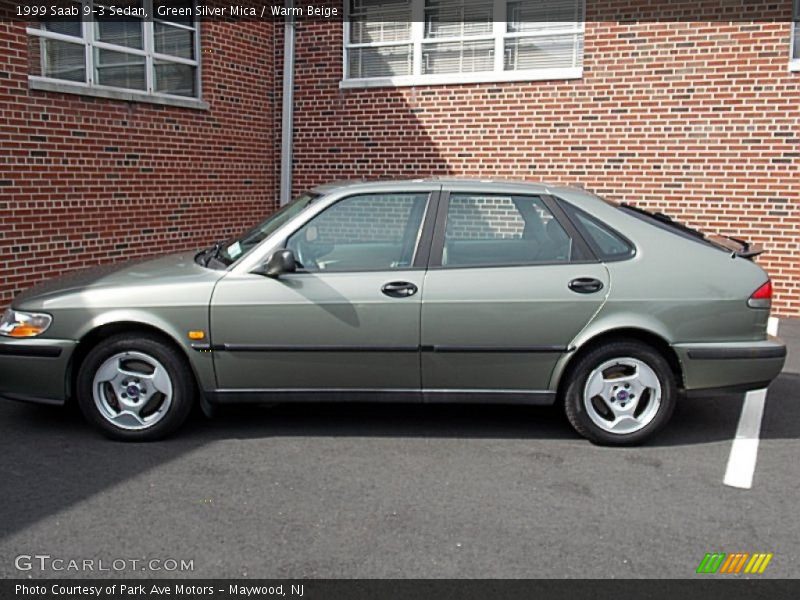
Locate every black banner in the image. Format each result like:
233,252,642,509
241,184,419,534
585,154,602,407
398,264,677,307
3,580,800,600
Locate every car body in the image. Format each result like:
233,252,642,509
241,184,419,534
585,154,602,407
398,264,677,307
0,179,786,443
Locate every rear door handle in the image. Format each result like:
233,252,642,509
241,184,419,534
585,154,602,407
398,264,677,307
381,281,418,298
568,277,604,294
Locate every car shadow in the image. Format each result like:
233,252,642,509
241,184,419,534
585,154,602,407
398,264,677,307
1,372,796,542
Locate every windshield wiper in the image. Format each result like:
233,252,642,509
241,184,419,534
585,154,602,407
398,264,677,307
197,240,230,267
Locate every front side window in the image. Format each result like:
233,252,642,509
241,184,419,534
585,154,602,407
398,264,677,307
287,193,429,272
27,0,200,101
343,0,585,86
441,194,574,267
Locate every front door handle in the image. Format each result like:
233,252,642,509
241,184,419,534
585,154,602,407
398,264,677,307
381,281,418,298
568,277,604,294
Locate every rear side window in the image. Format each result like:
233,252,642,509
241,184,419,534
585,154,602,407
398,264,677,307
564,204,635,261
441,194,576,267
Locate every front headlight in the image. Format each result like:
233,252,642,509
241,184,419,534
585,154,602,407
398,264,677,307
0,309,53,338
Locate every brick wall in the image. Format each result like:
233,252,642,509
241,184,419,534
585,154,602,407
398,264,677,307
289,1,800,316
2,1,799,317
0,14,278,308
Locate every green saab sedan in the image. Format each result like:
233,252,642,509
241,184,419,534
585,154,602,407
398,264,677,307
0,180,786,444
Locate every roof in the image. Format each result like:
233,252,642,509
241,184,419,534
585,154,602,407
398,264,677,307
309,177,565,195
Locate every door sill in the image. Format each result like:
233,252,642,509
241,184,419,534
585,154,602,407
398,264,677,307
207,388,556,406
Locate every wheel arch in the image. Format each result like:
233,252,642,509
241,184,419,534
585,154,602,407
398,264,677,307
552,326,684,401
66,320,204,402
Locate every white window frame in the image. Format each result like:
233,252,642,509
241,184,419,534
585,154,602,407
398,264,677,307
792,0,799,71
341,0,584,88
26,0,206,109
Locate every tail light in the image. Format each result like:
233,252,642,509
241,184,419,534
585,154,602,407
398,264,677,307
747,280,772,309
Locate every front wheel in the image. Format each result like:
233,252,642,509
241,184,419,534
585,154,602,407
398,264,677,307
76,333,195,441
563,340,677,446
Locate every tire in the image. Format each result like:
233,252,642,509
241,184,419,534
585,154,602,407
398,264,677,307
76,333,195,441
563,340,676,446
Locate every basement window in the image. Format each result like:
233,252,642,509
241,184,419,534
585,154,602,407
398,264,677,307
26,0,205,108
342,0,584,88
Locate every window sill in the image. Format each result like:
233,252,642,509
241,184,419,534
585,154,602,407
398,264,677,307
339,67,583,89
791,59,800,72
29,78,209,110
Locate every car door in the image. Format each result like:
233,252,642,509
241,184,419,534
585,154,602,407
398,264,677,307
210,187,439,397
420,188,609,401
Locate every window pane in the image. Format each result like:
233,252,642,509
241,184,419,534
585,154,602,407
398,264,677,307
507,0,583,33
31,0,82,37
424,0,493,39
569,208,634,260
154,22,195,59
154,61,196,96
443,195,572,266
349,0,411,43
30,37,86,82
154,0,196,27
422,39,494,74
96,7,144,49
794,20,799,59
348,45,412,78
96,48,146,90
286,193,429,272
505,34,579,70
796,0,800,58
42,20,81,37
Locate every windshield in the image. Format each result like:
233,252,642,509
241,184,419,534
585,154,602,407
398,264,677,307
217,192,319,264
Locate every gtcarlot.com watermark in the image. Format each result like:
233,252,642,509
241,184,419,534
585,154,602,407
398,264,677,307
15,554,194,573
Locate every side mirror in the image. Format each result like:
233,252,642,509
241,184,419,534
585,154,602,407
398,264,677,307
262,249,297,278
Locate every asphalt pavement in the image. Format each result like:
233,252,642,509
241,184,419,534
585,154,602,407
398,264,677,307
0,321,797,579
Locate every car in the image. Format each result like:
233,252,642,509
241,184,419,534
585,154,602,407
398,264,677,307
0,179,786,443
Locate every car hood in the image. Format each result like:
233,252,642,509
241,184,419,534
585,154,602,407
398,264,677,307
12,252,225,309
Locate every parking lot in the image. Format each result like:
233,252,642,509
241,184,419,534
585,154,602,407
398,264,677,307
0,323,797,579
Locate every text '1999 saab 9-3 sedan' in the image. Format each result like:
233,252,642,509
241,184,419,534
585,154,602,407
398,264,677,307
0,180,786,443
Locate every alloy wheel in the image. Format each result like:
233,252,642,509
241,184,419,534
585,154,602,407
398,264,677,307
582,357,662,435
92,351,174,431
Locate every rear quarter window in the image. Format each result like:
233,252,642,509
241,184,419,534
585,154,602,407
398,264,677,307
562,203,635,261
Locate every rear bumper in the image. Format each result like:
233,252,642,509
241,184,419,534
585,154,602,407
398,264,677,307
0,338,76,406
674,336,786,394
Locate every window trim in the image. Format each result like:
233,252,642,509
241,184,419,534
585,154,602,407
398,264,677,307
792,0,799,71
280,190,441,275
26,0,206,109
428,191,597,270
341,0,585,89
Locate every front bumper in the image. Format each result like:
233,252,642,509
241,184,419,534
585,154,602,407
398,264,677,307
0,338,76,406
674,336,786,394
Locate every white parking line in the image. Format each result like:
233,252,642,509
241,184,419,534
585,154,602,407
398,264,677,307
724,389,767,489
767,316,779,337
722,317,779,489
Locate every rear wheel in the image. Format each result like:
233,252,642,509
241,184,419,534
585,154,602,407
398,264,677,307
76,333,195,441
563,340,676,445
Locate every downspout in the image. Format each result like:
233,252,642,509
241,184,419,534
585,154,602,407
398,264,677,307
279,1,295,206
